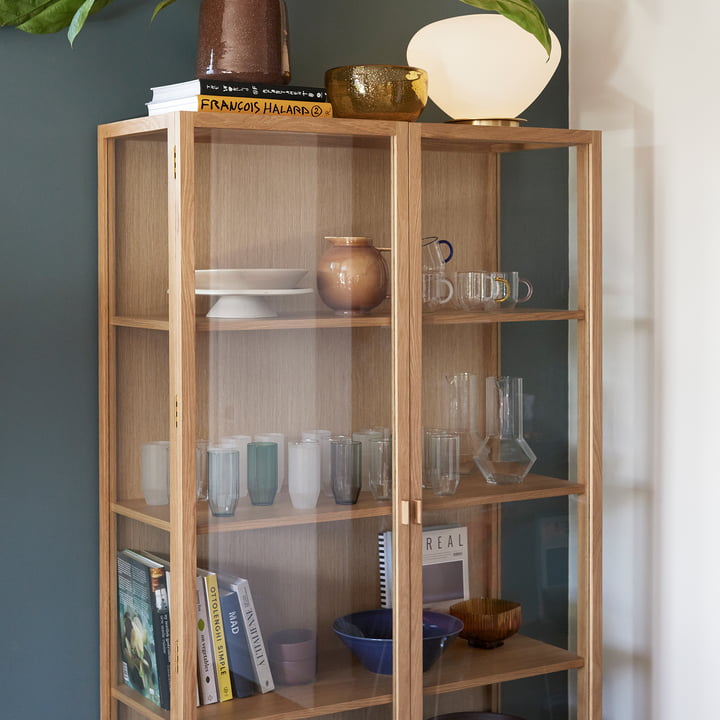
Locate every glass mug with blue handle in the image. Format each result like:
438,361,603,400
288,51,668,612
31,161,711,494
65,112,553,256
422,236,454,272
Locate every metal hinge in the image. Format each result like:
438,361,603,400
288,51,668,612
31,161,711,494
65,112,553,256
173,145,177,179
174,395,179,428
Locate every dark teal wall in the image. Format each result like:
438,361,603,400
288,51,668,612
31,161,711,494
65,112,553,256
0,2,566,718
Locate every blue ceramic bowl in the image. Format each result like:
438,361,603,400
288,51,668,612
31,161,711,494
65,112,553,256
332,608,463,675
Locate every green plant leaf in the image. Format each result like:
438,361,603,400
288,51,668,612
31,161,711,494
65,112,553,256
0,0,111,35
458,0,552,57
151,0,177,22
68,0,95,44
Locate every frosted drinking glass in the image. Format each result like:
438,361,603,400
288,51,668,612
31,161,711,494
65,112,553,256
301,429,332,497
288,440,321,509
141,441,170,506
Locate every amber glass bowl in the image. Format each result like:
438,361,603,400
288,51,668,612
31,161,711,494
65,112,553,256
325,64,428,121
449,598,522,649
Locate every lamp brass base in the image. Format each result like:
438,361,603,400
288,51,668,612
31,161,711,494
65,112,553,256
447,118,526,127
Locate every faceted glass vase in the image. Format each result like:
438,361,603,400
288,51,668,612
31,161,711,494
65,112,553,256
474,376,536,485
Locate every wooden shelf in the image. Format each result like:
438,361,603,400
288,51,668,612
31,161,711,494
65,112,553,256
112,635,581,720
112,685,168,720
423,634,583,694
111,309,582,333
423,474,584,512
423,308,583,326
111,475,582,533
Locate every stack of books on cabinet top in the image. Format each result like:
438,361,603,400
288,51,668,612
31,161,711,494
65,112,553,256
146,78,332,118
116,549,274,711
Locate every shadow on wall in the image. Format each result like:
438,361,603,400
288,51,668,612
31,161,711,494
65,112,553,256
571,3,656,719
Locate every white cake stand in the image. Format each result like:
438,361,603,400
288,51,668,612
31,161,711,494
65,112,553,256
196,287,314,318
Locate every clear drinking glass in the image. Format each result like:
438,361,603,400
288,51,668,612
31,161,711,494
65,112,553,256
353,429,384,491
207,446,240,516
330,436,362,505
426,431,460,495
367,436,392,500
444,372,482,475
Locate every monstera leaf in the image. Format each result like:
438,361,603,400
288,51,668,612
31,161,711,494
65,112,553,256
459,0,552,56
0,0,173,43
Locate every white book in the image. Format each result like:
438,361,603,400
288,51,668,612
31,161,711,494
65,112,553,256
379,525,469,610
217,574,275,693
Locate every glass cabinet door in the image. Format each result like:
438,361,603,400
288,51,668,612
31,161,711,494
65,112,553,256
412,126,601,720
186,118,409,720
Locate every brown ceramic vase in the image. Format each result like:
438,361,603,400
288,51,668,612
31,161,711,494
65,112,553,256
196,0,290,83
316,237,389,316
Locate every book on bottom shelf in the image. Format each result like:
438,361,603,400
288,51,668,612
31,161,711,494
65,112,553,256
379,525,469,610
149,78,328,104
198,569,235,702
219,589,258,698
217,574,275,693
146,95,333,118
196,574,222,704
116,549,171,710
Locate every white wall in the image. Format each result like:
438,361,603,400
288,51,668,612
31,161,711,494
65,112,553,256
570,1,720,718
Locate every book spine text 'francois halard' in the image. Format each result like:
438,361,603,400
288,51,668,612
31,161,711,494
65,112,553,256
197,96,332,118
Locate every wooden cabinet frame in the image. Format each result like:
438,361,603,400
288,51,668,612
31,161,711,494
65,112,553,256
98,114,601,720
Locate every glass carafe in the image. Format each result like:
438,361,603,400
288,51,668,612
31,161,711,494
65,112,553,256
475,376,536,484
444,372,482,475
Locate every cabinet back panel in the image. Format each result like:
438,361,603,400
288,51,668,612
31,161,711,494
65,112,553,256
115,328,169,501
195,327,391,442
194,139,393,316
420,147,498,272
114,137,169,318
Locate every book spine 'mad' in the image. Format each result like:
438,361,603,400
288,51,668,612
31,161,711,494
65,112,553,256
203,573,234,702
197,96,333,118
196,576,219,705
219,591,256,698
235,578,275,693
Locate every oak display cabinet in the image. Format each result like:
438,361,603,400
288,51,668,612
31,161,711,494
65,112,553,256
98,113,601,720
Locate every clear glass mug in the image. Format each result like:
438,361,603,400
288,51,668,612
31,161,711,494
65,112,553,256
422,236,454,272
423,271,454,312
454,271,532,310
454,271,510,311
491,271,533,309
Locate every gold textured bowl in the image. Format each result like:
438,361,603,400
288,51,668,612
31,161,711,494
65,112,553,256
325,64,428,121
449,598,522,649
